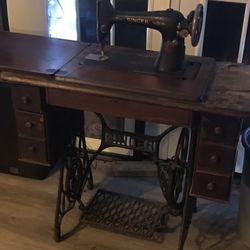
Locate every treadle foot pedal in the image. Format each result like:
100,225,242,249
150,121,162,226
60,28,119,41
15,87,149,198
81,189,170,242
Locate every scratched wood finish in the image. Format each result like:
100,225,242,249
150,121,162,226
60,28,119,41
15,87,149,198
55,44,216,103
0,32,250,117
0,32,87,75
46,88,193,127
204,64,250,114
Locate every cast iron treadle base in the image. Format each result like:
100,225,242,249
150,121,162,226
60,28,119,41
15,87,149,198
81,189,169,242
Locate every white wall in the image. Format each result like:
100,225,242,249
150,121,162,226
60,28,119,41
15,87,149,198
179,0,200,55
180,0,207,56
147,0,170,51
148,0,205,56
7,0,48,36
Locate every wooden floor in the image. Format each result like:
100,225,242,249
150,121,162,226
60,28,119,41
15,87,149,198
0,161,249,250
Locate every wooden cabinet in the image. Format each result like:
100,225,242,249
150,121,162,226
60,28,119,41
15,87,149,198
0,83,49,179
191,113,242,201
11,85,50,166
11,85,43,112
15,110,46,139
0,83,80,179
191,172,232,201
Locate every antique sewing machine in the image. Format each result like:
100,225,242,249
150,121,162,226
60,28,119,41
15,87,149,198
96,0,203,73
90,0,215,103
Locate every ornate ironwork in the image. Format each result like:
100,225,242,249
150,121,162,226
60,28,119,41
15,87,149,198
54,112,197,249
157,128,190,216
178,126,198,250
86,114,192,217
97,0,204,73
54,113,93,241
89,113,177,165
81,189,169,242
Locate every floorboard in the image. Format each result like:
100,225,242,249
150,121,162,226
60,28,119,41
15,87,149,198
0,161,249,250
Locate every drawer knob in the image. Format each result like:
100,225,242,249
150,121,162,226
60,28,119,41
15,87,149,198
210,154,219,164
21,96,30,104
214,126,223,135
28,146,36,153
207,182,215,191
25,122,33,128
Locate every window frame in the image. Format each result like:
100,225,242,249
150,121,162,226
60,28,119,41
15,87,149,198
196,0,250,61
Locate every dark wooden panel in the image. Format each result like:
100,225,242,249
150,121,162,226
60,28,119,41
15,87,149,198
11,85,42,112
0,83,18,167
55,45,216,103
200,113,242,146
0,32,87,75
191,172,232,202
18,137,48,164
15,110,46,139
204,64,250,116
196,142,236,176
46,88,193,127
0,83,50,179
2,62,250,117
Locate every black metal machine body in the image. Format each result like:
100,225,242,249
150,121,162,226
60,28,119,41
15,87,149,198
97,0,203,73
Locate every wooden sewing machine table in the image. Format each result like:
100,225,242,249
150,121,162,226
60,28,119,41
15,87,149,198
0,32,249,249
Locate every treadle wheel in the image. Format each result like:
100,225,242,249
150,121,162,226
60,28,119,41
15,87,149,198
191,4,203,46
158,160,186,216
158,128,190,216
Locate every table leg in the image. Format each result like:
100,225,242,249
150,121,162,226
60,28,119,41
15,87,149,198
178,196,196,250
178,126,198,250
54,113,93,241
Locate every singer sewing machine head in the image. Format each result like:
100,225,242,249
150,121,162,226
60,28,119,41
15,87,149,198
96,0,203,73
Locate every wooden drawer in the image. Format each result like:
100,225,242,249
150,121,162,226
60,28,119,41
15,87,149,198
11,85,42,112
200,114,241,146
196,143,236,175
46,88,193,127
18,137,48,164
15,110,46,139
191,172,232,201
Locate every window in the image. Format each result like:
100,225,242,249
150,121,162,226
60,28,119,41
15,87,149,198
48,0,77,40
200,0,250,63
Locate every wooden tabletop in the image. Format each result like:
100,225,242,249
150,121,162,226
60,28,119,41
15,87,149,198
0,32,87,76
54,44,216,103
0,32,249,117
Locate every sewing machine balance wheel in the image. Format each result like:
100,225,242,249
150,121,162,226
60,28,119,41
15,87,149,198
191,4,204,46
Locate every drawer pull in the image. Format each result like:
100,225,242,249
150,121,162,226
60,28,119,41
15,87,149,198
214,126,223,136
210,154,219,164
25,122,33,128
207,182,215,191
28,146,36,153
21,96,30,104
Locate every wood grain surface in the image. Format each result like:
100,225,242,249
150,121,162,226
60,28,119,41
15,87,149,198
0,32,249,118
0,32,87,75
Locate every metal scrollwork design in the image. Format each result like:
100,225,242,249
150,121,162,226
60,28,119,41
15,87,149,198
54,114,93,241
157,128,190,216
